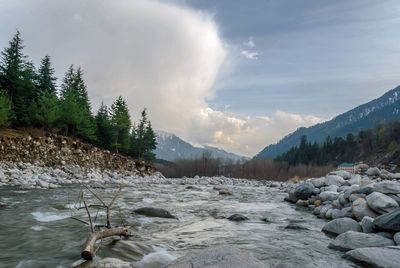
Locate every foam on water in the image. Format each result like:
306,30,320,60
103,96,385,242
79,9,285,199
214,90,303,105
30,225,45,231
136,246,177,268
31,211,70,222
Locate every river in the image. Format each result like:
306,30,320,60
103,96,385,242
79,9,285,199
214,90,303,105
0,178,360,268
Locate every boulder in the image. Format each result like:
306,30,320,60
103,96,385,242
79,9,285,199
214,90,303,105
322,218,361,235
328,231,395,251
330,170,352,180
352,198,379,221
371,182,400,194
36,180,49,188
366,167,381,176
360,216,376,233
325,185,338,192
133,207,176,219
325,175,345,186
311,177,326,188
349,175,361,186
320,191,339,202
366,192,399,214
345,246,400,268
387,194,400,205
374,208,400,231
166,246,266,268
394,233,400,245
227,214,249,221
293,183,314,200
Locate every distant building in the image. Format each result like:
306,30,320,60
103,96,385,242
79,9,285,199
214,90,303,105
338,162,356,173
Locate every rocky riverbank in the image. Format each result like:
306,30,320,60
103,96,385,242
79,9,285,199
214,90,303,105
285,167,400,268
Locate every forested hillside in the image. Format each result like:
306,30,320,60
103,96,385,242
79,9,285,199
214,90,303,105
275,120,400,166
257,85,400,159
0,31,157,161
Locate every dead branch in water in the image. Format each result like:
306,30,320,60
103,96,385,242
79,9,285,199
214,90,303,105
69,185,129,261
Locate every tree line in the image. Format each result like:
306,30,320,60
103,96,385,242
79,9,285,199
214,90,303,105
275,120,400,166
155,152,332,180
0,31,156,161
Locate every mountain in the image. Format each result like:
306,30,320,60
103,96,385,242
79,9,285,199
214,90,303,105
256,85,400,159
155,131,247,162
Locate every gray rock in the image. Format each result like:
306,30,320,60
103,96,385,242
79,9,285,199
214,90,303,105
338,194,348,206
311,177,326,188
328,231,395,251
374,208,400,231
349,193,366,202
320,191,339,202
366,167,381,176
227,214,249,221
330,170,352,180
366,192,399,214
394,233,400,245
285,223,309,230
296,199,309,206
166,246,266,268
219,190,233,196
133,207,176,219
360,216,376,233
326,175,345,186
325,185,339,192
345,246,400,268
312,188,321,195
371,182,400,194
322,218,361,235
352,198,379,221
36,180,49,188
293,183,314,200
93,257,134,267
349,175,361,186
313,206,321,215
377,232,394,239
387,194,400,205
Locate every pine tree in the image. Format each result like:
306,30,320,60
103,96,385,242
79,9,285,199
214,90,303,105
31,92,59,131
0,89,11,128
95,102,113,149
37,55,57,95
110,96,131,152
143,121,157,161
59,66,95,140
0,31,37,125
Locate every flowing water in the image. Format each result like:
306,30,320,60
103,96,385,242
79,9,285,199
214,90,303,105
0,180,360,268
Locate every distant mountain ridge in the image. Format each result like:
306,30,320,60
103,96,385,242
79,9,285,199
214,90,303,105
155,131,247,162
256,85,400,159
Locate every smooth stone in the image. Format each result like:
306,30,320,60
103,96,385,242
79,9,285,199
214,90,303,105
345,246,400,268
366,192,399,214
322,218,361,235
349,175,362,186
371,182,400,194
387,194,400,205
325,185,339,192
330,170,352,180
133,207,176,219
320,191,339,202
366,167,381,176
293,182,314,200
312,188,321,195
377,232,394,239
352,198,379,221
296,199,309,206
166,246,266,268
311,177,326,188
374,208,400,231
360,216,376,233
284,223,309,230
349,193,365,202
326,175,346,186
227,214,249,221
328,231,395,251
394,233,400,245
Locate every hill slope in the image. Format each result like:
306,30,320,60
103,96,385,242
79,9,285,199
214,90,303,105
155,131,246,162
256,85,400,159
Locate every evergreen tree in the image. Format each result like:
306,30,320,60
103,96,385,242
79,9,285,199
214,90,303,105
37,55,57,95
143,121,157,161
0,89,11,128
0,31,37,125
95,102,113,149
59,66,95,140
110,96,131,152
31,92,59,131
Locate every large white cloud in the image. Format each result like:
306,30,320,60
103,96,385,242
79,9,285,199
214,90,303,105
0,0,322,156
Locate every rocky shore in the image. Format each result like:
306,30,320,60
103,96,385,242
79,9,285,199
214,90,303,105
285,167,400,268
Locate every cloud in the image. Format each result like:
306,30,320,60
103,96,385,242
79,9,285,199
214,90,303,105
243,37,255,48
0,0,322,157
240,50,260,60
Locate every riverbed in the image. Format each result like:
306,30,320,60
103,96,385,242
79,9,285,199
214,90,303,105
0,178,360,268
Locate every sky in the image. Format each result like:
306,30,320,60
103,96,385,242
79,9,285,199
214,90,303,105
0,0,400,157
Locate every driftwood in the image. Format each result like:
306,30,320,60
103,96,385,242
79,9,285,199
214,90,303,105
81,227,129,260
70,185,129,261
